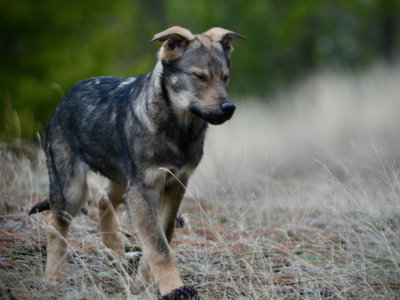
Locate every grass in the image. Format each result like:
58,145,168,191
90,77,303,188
1,64,400,299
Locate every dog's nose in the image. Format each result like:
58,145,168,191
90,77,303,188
221,102,236,114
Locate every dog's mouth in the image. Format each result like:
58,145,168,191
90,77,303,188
189,105,235,125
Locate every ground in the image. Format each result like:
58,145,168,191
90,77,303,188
1,66,400,299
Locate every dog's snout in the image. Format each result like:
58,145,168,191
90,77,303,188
221,102,236,114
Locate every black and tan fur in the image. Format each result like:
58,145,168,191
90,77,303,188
30,26,244,299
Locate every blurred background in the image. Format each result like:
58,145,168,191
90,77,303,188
0,0,399,140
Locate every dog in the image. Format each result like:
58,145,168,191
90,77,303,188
29,26,244,299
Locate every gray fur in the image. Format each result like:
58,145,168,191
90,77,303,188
40,26,244,297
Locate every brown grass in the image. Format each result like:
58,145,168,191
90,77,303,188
1,65,400,299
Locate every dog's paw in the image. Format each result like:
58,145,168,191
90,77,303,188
175,212,185,228
160,285,199,300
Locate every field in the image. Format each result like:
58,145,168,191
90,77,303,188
1,65,400,299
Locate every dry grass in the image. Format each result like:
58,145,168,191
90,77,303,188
1,65,400,299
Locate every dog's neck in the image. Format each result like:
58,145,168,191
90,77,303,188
138,61,208,137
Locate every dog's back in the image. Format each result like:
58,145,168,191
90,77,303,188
47,76,136,183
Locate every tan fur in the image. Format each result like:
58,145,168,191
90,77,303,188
98,183,125,258
45,165,87,279
203,27,246,57
203,27,245,42
160,179,187,243
137,231,183,295
151,26,195,42
45,215,70,280
196,78,230,114
150,251,183,296
157,42,187,62
153,26,195,62
125,185,184,294
135,251,183,295
144,167,166,187
187,66,211,78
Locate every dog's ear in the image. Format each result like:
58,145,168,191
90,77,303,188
152,26,195,61
204,27,246,58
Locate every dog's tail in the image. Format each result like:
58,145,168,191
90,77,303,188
28,199,50,215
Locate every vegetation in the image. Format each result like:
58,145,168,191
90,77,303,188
1,65,400,299
1,0,399,139
1,2,400,298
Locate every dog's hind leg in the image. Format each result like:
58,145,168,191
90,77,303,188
45,214,70,280
45,143,88,280
126,184,185,297
97,181,125,258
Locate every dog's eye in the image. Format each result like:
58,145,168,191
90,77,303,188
193,73,208,82
222,74,229,83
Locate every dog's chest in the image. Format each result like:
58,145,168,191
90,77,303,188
140,124,206,186
153,130,204,169
142,141,201,188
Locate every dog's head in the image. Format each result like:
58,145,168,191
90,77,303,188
152,26,245,125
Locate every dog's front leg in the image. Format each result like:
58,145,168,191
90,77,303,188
160,178,188,243
125,184,185,296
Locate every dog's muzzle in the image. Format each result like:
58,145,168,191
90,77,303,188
189,101,236,125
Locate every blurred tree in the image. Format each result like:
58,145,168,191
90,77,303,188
0,0,152,139
0,0,398,139
377,0,399,63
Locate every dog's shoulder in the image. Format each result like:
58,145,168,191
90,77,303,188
56,76,142,115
